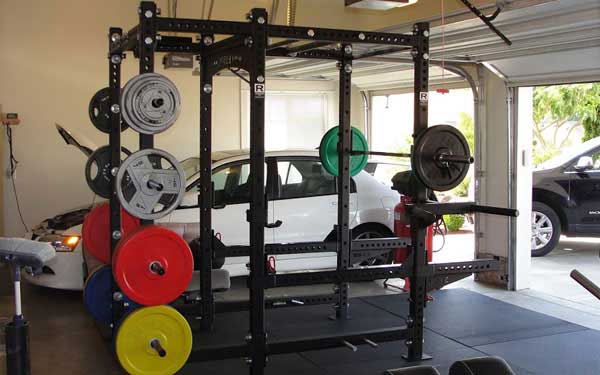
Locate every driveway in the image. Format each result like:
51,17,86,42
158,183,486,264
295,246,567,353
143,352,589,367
530,236,600,312
428,225,600,312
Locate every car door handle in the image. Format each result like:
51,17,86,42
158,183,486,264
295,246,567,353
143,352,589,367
265,220,283,228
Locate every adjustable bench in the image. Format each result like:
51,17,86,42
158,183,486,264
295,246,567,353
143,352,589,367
1,238,55,375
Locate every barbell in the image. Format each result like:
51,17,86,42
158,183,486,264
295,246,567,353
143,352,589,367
319,125,473,191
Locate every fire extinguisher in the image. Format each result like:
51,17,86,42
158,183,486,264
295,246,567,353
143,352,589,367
393,195,433,291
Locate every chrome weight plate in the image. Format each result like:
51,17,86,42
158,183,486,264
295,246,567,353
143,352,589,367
116,148,186,220
85,145,131,199
121,73,181,135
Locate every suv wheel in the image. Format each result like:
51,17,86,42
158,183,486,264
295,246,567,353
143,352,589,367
531,201,561,257
353,225,393,266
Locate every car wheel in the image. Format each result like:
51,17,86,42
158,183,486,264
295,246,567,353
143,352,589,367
531,201,561,257
352,225,394,266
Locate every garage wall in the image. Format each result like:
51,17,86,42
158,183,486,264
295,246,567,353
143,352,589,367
0,109,4,236
512,87,533,290
0,0,364,237
475,66,511,285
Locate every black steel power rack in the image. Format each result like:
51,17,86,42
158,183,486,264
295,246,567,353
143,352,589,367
105,2,517,374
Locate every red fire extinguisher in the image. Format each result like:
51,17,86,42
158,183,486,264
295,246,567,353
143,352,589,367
393,195,433,291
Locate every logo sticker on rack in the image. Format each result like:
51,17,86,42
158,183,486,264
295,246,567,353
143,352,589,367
419,92,429,104
254,83,265,98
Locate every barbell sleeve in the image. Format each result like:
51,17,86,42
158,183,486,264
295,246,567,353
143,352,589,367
147,179,164,191
150,339,167,357
150,262,166,276
351,150,411,158
436,154,474,164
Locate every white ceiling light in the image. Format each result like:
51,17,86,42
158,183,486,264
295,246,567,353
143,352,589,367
345,0,418,11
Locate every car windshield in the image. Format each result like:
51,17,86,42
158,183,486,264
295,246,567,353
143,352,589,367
180,157,200,182
537,136,600,170
365,160,410,186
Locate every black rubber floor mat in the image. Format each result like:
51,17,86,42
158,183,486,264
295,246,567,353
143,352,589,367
316,347,487,375
474,329,600,375
190,298,406,354
362,288,587,346
181,353,326,375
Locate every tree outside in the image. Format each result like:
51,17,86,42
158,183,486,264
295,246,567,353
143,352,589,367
450,112,474,197
532,83,600,165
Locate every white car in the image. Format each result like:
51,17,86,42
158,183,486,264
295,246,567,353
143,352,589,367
24,126,400,290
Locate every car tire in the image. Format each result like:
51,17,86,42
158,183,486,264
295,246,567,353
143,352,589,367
352,225,394,266
531,201,561,257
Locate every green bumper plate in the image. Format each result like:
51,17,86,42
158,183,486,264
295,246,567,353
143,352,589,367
319,126,368,177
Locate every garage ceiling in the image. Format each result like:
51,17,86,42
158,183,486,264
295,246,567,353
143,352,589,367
265,0,600,89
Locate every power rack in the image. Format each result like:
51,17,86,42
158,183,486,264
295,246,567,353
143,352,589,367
105,2,518,374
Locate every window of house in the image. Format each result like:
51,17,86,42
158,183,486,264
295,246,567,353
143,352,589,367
371,89,474,157
242,92,331,150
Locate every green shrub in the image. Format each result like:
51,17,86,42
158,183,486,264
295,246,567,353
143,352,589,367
444,214,465,232
451,176,470,197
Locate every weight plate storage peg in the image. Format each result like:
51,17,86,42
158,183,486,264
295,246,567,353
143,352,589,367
81,203,141,264
116,148,186,220
83,265,139,325
115,305,192,375
112,226,194,306
85,145,132,199
88,87,129,133
121,73,181,134
319,126,369,177
412,124,474,191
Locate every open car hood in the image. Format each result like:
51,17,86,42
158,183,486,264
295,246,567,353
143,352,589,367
55,123,96,157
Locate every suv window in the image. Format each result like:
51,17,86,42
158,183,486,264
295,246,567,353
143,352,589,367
276,159,357,199
212,162,266,205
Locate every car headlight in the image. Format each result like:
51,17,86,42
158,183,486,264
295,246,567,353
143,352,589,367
39,234,81,252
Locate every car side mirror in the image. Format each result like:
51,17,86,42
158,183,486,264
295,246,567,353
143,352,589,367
574,156,594,172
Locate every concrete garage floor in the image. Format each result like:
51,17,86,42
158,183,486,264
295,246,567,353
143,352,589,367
1,233,600,374
528,237,600,316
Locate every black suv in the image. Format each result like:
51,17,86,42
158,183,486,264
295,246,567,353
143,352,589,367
532,136,600,256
